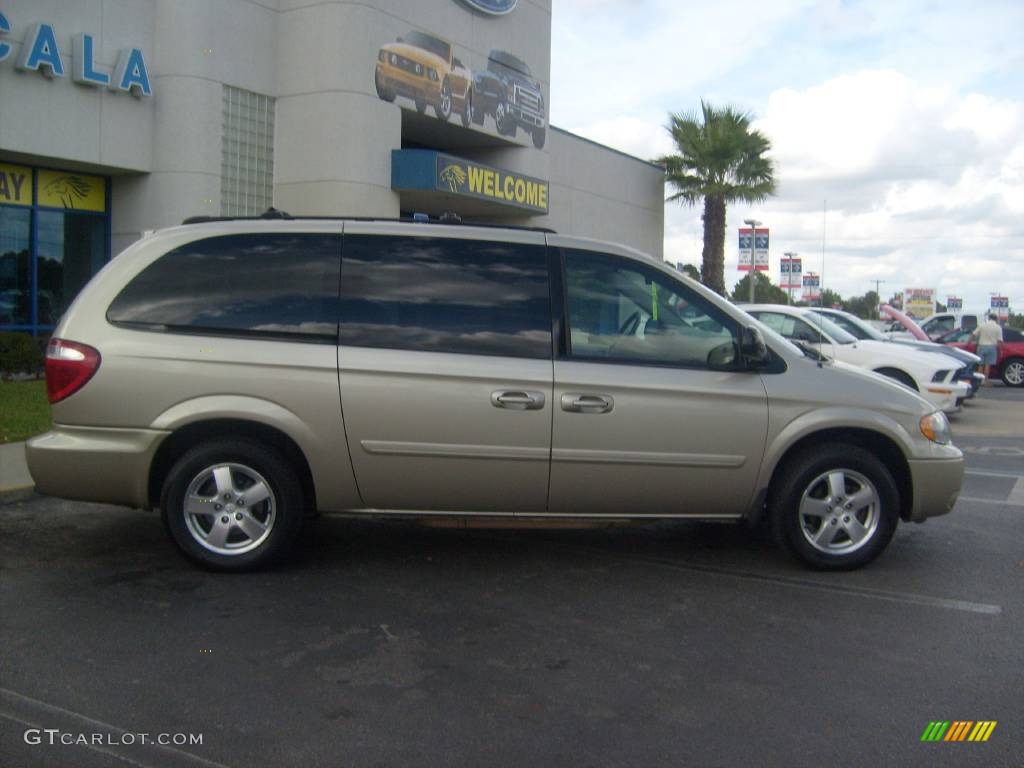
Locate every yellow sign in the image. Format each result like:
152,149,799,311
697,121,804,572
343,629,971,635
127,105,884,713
434,153,548,213
38,169,106,212
0,162,33,206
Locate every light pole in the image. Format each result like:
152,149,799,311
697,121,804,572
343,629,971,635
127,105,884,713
870,279,886,319
784,251,797,304
743,217,762,304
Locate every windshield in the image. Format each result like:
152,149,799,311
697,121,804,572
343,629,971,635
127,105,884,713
811,310,885,341
489,50,531,76
404,31,450,60
803,313,858,344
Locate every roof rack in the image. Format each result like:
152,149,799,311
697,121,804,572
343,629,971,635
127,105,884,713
180,207,556,234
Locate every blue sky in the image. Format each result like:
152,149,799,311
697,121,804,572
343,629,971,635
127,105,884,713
551,0,1024,312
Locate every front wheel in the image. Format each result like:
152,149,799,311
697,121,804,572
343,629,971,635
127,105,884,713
161,439,304,571
435,79,452,121
1001,357,1024,387
532,127,546,149
770,444,899,570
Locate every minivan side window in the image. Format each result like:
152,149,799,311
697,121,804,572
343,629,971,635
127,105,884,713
339,236,551,359
563,249,738,368
106,233,341,341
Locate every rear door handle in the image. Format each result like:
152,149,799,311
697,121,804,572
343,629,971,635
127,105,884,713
491,390,546,411
560,393,614,414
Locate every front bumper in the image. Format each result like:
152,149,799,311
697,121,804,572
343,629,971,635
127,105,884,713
923,380,971,413
906,452,964,522
26,425,168,509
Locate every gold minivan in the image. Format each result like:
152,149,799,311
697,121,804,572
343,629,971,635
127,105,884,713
27,216,963,571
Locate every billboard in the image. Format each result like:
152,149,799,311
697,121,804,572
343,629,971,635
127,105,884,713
779,256,802,289
738,227,769,272
990,295,1010,321
946,296,962,312
904,288,935,319
802,272,821,302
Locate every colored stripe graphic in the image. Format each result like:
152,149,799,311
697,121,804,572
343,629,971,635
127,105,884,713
944,721,972,741
921,721,996,742
968,722,997,742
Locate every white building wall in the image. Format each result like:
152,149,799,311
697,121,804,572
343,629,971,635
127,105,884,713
1,0,663,259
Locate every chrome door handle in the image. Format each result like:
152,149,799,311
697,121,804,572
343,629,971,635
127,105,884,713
560,393,614,414
491,390,546,411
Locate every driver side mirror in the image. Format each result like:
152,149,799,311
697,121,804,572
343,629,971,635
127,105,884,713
739,326,770,369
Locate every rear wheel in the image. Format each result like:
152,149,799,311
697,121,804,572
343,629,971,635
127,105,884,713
770,444,899,570
1001,357,1024,387
161,439,304,571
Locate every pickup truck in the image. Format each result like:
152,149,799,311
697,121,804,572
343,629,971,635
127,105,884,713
884,310,981,340
375,30,472,126
471,50,547,148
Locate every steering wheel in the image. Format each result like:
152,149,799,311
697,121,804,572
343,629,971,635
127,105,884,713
618,311,641,335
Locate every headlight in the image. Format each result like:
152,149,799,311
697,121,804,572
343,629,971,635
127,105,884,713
920,411,952,445
389,53,398,65
428,68,438,81
378,50,386,62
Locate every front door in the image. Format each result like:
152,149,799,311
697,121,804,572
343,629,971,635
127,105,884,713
548,245,769,517
337,227,553,513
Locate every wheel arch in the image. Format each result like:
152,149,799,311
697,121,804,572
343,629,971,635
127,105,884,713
872,366,919,390
148,419,317,514
765,427,913,522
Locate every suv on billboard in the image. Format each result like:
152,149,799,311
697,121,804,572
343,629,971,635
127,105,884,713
471,50,546,148
375,30,472,126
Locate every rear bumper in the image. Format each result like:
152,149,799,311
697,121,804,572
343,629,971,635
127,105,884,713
906,453,964,522
26,425,168,509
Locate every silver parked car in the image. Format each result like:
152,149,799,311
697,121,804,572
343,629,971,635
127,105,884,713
27,215,964,571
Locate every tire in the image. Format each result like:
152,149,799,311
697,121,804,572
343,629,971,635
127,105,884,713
874,367,917,391
470,90,484,125
435,79,452,121
532,127,546,149
161,439,304,571
460,91,471,128
1001,357,1024,387
495,101,514,136
414,95,427,114
770,444,900,570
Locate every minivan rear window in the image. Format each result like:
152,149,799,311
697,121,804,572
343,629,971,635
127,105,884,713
339,235,551,358
106,234,341,341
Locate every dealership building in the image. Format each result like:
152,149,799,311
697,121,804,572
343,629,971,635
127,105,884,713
0,0,664,337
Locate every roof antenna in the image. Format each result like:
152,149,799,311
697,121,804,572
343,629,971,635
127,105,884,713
260,206,291,219
439,211,463,224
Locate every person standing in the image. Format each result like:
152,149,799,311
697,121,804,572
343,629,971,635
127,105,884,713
971,313,1004,386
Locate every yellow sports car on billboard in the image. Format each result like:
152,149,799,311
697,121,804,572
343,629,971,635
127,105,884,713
375,30,472,126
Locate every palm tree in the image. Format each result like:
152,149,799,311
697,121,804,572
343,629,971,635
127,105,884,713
658,102,776,295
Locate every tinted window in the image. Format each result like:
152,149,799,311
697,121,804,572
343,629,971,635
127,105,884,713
751,312,830,344
107,234,341,340
564,249,737,368
405,31,450,61
339,236,551,359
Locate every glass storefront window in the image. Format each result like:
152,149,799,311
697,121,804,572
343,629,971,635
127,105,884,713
36,211,106,326
0,165,109,335
0,206,31,326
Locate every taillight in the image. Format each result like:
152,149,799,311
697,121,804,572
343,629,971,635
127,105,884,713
45,339,101,404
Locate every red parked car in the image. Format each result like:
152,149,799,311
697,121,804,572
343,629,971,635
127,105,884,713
936,326,1024,387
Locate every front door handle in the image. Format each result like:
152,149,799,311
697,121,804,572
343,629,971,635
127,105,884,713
491,390,546,411
560,393,614,414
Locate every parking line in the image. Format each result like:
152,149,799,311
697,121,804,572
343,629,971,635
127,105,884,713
525,540,1003,615
0,687,231,768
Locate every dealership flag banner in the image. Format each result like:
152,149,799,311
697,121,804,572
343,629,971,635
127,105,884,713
738,228,769,272
946,296,962,312
904,288,936,319
990,295,1009,320
802,272,821,301
780,256,802,289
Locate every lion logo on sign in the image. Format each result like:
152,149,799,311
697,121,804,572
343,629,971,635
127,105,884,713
43,175,92,209
439,164,467,193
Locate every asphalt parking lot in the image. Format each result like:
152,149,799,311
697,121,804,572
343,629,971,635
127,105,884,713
2,386,1022,768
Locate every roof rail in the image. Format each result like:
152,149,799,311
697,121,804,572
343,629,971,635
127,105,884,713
180,208,556,233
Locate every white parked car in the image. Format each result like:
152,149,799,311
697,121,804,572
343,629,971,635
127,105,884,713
744,305,970,413
808,307,984,397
